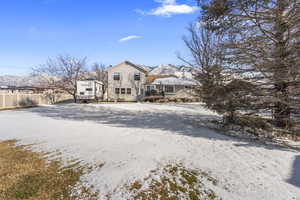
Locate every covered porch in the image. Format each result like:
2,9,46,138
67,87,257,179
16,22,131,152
144,77,200,102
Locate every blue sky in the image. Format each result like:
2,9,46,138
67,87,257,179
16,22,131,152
0,0,199,75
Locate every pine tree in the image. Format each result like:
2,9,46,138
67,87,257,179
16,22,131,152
199,0,300,128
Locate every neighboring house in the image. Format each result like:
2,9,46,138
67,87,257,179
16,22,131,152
107,61,148,102
144,76,199,101
76,79,104,102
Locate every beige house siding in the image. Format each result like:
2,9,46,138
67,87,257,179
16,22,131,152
107,61,147,102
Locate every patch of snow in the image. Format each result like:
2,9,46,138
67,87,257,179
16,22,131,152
0,75,45,87
174,71,194,79
150,64,180,75
150,64,199,79
135,64,153,72
152,77,198,86
0,103,299,199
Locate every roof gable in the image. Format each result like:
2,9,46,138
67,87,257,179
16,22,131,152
110,61,148,73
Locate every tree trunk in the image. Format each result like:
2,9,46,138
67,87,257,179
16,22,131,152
274,83,290,127
273,0,290,128
73,94,77,103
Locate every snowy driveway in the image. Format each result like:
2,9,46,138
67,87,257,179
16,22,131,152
0,103,299,199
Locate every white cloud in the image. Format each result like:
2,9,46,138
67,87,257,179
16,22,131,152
151,4,198,17
155,0,176,5
119,35,141,42
136,0,198,17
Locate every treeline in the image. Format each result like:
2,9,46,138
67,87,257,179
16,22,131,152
184,0,300,134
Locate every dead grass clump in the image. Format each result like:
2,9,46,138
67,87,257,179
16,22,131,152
223,114,300,141
127,164,220,200
0,140,98,200
233,115,272,130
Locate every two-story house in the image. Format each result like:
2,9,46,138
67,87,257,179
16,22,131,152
107,61,148,102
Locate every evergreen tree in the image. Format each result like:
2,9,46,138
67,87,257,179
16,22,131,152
199,0,300,128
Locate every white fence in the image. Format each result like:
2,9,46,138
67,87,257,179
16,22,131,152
0,93,72,108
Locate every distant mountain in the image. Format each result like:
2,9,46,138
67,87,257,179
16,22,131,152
179,66,198,73
149,64,180,75
136,64,153,72
0,75,44,87
149,64,198,79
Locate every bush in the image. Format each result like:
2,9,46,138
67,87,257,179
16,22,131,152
18,97,38,107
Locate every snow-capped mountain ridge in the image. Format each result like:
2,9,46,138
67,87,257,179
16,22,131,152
150,64,180,75
149,64,198,79
0,75,44,87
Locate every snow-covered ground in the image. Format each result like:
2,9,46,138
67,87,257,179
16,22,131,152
0,103,299,199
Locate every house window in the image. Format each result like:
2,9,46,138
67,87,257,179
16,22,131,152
86,88,93,91
127,88,131,94
146,85,156,91
134,72,141,81
113,72,120,80
80,92,84,95
165,85,175,93
146,86,151,91
121,88,126,94
115,88,120,94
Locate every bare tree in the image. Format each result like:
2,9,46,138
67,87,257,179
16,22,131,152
181,23,258,122
199,0,300,128
33,55,87,102
182,24,223,71
181,23,227,108
91,63,108,95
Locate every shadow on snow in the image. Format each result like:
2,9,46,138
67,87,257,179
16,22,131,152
288,155,300,188
26,103,299,153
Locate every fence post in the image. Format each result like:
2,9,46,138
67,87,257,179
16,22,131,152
39,94,42,105
1,95,4,108
16,93,19,107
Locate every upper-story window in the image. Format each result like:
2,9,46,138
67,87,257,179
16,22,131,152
134,72,141,81
113,72,120,80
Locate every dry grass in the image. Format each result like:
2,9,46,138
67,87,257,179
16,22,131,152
0,140,99,200
127,164,220,200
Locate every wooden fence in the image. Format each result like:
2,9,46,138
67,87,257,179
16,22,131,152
0,93,72,108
